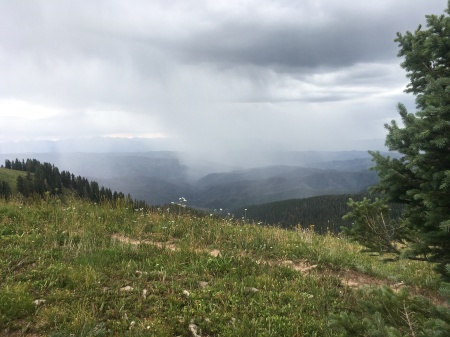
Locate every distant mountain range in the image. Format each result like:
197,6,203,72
191,166,377,210
0,149,395,211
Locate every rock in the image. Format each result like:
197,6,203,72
244,287,259,293
209,249,221,257
129,321,136,330
189,323,202,337
198,281,209,288
120,285,134,292
33,299,45,306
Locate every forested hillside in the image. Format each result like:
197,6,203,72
236,194,403,233
0,158,147,209
192,166,378,210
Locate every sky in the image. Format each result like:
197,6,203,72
0,0,448,153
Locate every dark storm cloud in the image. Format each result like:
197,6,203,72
152,1,437,71
0,0,448,152
170,17,392,70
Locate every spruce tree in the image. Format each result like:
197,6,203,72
0,180,12,199
348,2,450,264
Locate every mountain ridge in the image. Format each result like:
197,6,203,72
0,151,383,210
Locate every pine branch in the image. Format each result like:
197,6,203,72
402,301,416,337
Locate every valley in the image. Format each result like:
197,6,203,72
0,150,381,212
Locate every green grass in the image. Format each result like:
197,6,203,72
0,168,26,193
0,196,445,336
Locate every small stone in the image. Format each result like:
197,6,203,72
33,299,45,306
209,249,221,257
198,281,209,288
244,287,259,293
183,290,190,297
120,285,134,292
142,289,148,299
393,281,405,288
189,323,201,337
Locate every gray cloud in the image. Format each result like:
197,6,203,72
0,0,447,152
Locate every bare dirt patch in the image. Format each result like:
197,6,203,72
111,234,178,251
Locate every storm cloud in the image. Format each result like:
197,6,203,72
0,0,447,152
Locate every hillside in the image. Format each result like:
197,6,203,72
0,167,27,193
0,195,446,336
235,194,366,233
234,194,404,233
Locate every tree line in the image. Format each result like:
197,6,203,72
236,193,403,234
1,158,147,209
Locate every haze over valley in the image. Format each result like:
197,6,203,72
0,138,381,212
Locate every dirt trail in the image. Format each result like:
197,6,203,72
111,233,445,305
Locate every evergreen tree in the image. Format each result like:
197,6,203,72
16,176,25,195
330,286,450,336
347,2,450,265
0,180,12,199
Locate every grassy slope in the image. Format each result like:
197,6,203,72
0,196,444,336
0,168,26,193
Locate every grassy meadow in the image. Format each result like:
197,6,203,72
0,168,26,193
0,195,446,336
